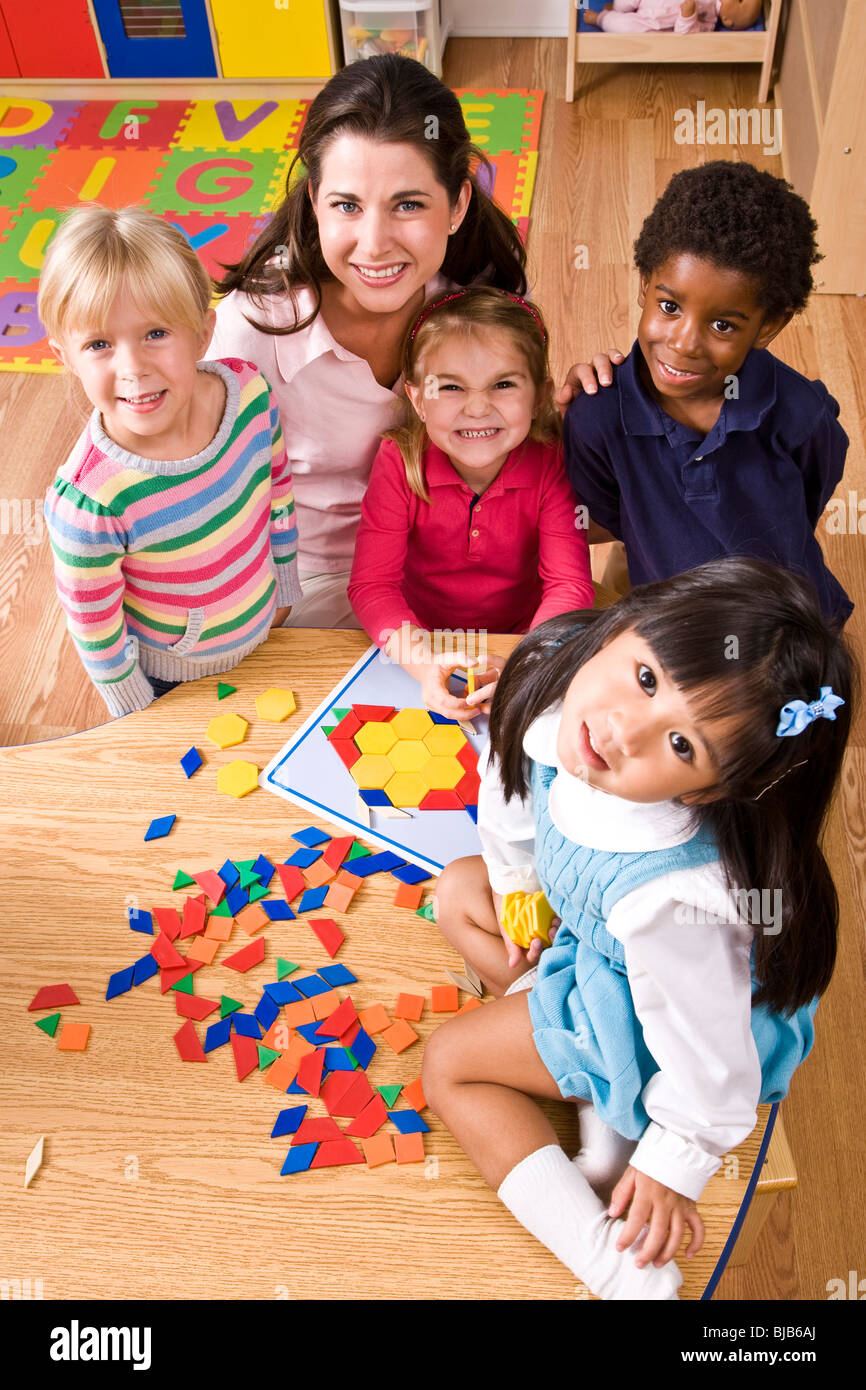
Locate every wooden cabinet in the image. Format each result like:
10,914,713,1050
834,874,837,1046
775,0,865,293
0,0,104,77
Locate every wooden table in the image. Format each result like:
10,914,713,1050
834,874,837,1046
0,629,769,1301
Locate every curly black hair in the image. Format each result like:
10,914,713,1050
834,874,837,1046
633,161,822,318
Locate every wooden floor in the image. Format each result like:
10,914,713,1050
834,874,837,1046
0,38,864,1299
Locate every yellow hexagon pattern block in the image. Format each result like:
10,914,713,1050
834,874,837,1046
255,687,296,722
421,756,465,790
355,721,397,756
423,724,469,757
388,739,430,774
207,713,248,749
390,708,434,740
217,760,260,797
351,754,397,789
384,771,428,808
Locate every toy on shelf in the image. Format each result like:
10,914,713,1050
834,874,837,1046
584,0,763,32
347,25,427,63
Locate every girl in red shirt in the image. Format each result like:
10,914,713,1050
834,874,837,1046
348,288,595,719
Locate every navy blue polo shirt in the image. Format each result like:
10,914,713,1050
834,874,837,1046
564,342,852,625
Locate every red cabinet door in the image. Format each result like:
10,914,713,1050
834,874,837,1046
0,6,19,76
2,0,105,77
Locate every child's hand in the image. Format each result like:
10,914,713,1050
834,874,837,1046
463,653,506,717
608,1166,704,1269
554,350,625,410
416,652,504,721
681,0,696,15
494,890,561,970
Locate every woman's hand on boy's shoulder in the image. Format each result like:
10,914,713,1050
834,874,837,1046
554,349,625,412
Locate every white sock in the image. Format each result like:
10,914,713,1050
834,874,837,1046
497,1145,681,1301
574,1105,637,1199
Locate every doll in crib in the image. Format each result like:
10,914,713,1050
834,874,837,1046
584,0,762,33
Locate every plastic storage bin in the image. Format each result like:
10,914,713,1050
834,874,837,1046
338,0,449,76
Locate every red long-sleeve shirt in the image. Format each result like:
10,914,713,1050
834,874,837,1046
348,437,594,644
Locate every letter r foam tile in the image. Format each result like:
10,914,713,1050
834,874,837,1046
29,984,80,1011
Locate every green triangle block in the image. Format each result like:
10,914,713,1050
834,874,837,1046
258,1045,281,1070
344,1048,361,1070
211,898,233,917
347,841,370,860
248,882,270,903
171,974,194,995
415,900,436,922
217,682,236,700
377,1084,402,1107
173,869,196,890
276,958,298,980
35,1012,61,1037
238,867,262,890
234,859,257,873
221,995,243,1018
332,707,350,721
321,725,336,738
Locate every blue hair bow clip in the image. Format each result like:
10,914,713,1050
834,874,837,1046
776,686,844,738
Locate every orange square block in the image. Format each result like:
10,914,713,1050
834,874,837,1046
362,1133,396,1168
57,1022,91,1052
394,992,424,1022
456,997,483,1014
335,870,362,889
186,934,219,964
393,881,423,910
358,1003,390,1034
303,858,337,889
324,882,355,913
236,903,269,936
381,1018,419,1054
203,915,233,942
262,1019,291,1050
264,1053,299,1091
431,984,459,1013
310,989,341,1020
283,999,316,1027
395,1131,425,1164
401,1076,427,1112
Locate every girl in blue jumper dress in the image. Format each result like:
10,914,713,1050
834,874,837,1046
425,557,856,1300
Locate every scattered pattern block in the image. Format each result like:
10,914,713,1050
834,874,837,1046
231,1033,259,1082
256,687,297,722
106,966,135,1000
217,760,260,797
204,1018,232,1052
388,1108,430,1135
223,937,266,972
358,1005,391,1035
394,993,425,1023
34,1012,61,1037
309,917,345,959
271,1106,307,1138
345,1093,388,1138
133,955,160,986
29,984,80,1012
381,1020,419,1054
206,713,248,749
394,881,423,910
298,886,329,913
431,985,459,1013
395,1132,426,1165
281,1144,317,1175
128,908,154,934
177,993,220,1021
180,747,203,778
24,1136,44,1189
401,1077,427,1112
362,1133,396,1168
194,870,228,903
144,815,176,841
377,1084,403,1108
217,683,237,700
174,1019,207,1062
311,1138,365,1168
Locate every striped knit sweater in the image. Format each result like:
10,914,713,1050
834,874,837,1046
44,358,302,716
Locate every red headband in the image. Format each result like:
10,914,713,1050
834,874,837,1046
408,288,548,346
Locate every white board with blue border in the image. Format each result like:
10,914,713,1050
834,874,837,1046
260,645,487,875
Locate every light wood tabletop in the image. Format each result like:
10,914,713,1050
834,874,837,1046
0,628,769,1301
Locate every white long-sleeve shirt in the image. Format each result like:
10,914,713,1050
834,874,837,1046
477,707,762,1200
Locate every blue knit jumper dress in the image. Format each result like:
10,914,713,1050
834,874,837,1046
526,760,817,1140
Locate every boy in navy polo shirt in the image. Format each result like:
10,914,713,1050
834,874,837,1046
564,161,852,625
